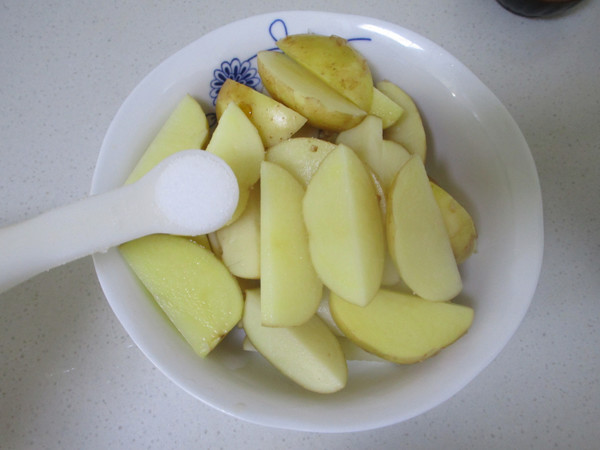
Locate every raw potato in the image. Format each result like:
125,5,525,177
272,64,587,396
336,115,411,192
330,289,474,364
215,185,260,279
336,115,383,182
242,334,388,363
380,140,412,191
260,161,322,327
120,235,243,358
265,137,338,187
431,181,478,264
336,119,409,287
369,87,404,129
276,34,374,111
206,102,264,222
243,289,347,394
378,80,427,163
126,94,209,184
215,78,307,147
387,155,462,301
303,145,385,307
120,32,478,390
257,50,367,131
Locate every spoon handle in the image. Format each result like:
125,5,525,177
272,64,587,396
0,183,154,294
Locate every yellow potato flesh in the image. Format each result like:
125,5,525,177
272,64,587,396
330,289,473,364
369,87,404,129
431,182,478,264
276,34,374,111
243,289,347,394
125,94,209,184
336,115,411,193
215,185,260,279
215,78,307,148
260,161,322,327
206,102,264,222
120,235,243,358
265,137,338,187
378,80,427,163
387,156,462,301
303,145,385,307
257,50,366,132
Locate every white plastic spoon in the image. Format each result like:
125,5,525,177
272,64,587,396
0,150,239,294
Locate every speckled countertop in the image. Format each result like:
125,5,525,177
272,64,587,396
1,1,599,448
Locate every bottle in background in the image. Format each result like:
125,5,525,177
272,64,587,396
496,0,584,17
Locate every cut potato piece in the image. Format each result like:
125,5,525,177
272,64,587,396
303,145,384,307
369,87,404,129
380,140,412,191
206,102,264,222
126,95,209,184
335,116,410,192
387,156,462,301
336,115,383,177
260,162,322,326
265,137,337,187
257,50,366,131
277,34,373,111
243,289,347,394
378,80,427,163
120,234,243,358
215,185,260,279
243,333,387,363
330,289,473,364
215,78,307,148
431,182,478,264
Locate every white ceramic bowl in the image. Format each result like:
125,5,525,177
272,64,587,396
91,11,544,432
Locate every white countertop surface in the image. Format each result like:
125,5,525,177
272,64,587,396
1,1,599,448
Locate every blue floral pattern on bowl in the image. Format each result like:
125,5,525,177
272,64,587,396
208,18,371,105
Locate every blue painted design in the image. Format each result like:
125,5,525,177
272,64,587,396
208,18,372,105
209,57,260,105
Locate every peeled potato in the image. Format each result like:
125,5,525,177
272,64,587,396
378,80,427,163
387,155,462,301
330,289,473,364
303,145,385,307
243,289,347,394
265,137,337,187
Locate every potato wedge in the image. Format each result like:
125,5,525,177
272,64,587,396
431,181,478,263
260,161,322,326
378,80,427,163
206,102,264,222
330,289,473,364
125,95,209,184
216,78,307,148
257,50,366,131
387,156,462,301
265,137,337,187
120,235,243,358
215,184,261,279
277,34,374,111
243,289,347,394
303,145,385,307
